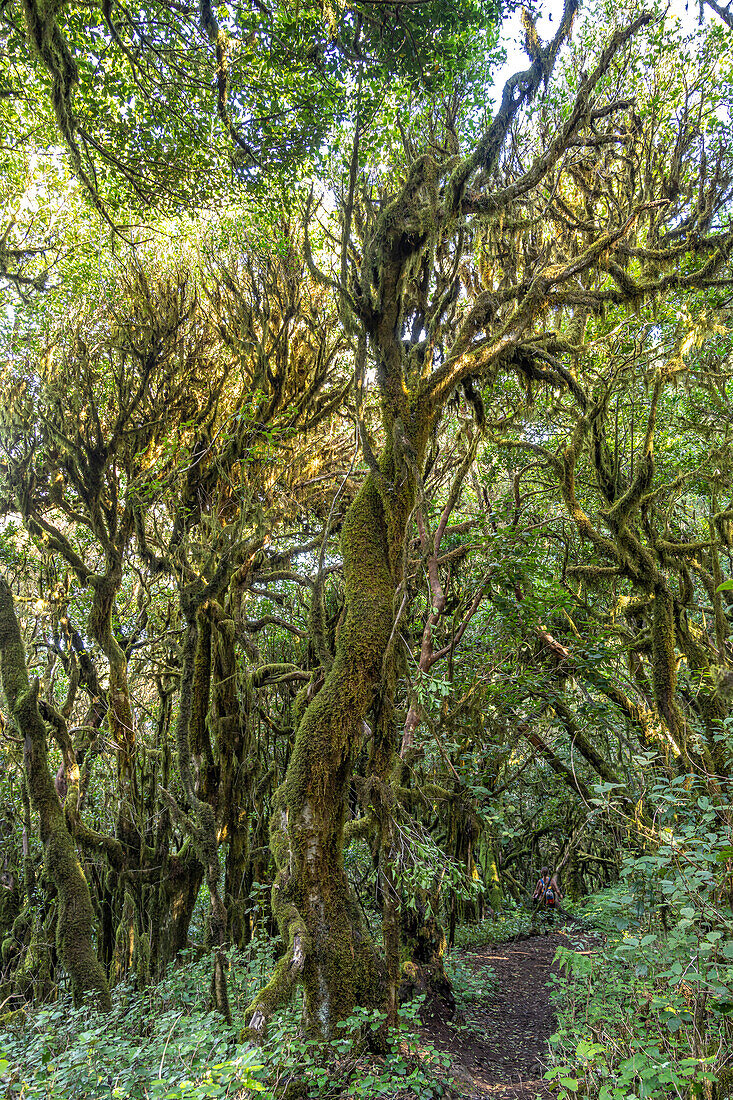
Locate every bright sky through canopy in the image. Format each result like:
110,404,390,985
493,0,703,98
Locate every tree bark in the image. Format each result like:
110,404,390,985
247,473,399,1038
0,576,111,1011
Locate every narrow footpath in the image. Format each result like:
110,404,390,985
422,931,571,1100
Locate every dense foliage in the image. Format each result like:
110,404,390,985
2,0,733,1096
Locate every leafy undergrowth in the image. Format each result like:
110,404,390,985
445,954,496,1009
543,780,733,1099
264,1001,451,1100
0,940,452,1100
451,904,536,950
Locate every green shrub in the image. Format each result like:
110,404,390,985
0,948,266,1099
0,942,452,1100
444,956,494,1007
544,776,733,1099
259,998,451,1099
452,905,535,948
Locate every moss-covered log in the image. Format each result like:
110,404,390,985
0,575,111,1011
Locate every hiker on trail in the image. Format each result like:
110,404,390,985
549,870,564,904
532,866,562,928
532,867,551,905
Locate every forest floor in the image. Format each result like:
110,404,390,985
421,921,596,1100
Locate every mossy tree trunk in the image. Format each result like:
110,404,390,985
167,590,237,1022
209,608,253,951
87,552,139,843
0,575,111,1011
247,467,412,1038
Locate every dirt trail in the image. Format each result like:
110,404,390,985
422,931,574,1100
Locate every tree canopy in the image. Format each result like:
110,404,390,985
2,0,733,1096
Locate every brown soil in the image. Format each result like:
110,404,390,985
421,929,575,1100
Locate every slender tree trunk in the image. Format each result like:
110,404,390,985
158,858,204,966
88,564,138,844
171,602,232,1022
0,576,111,1011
